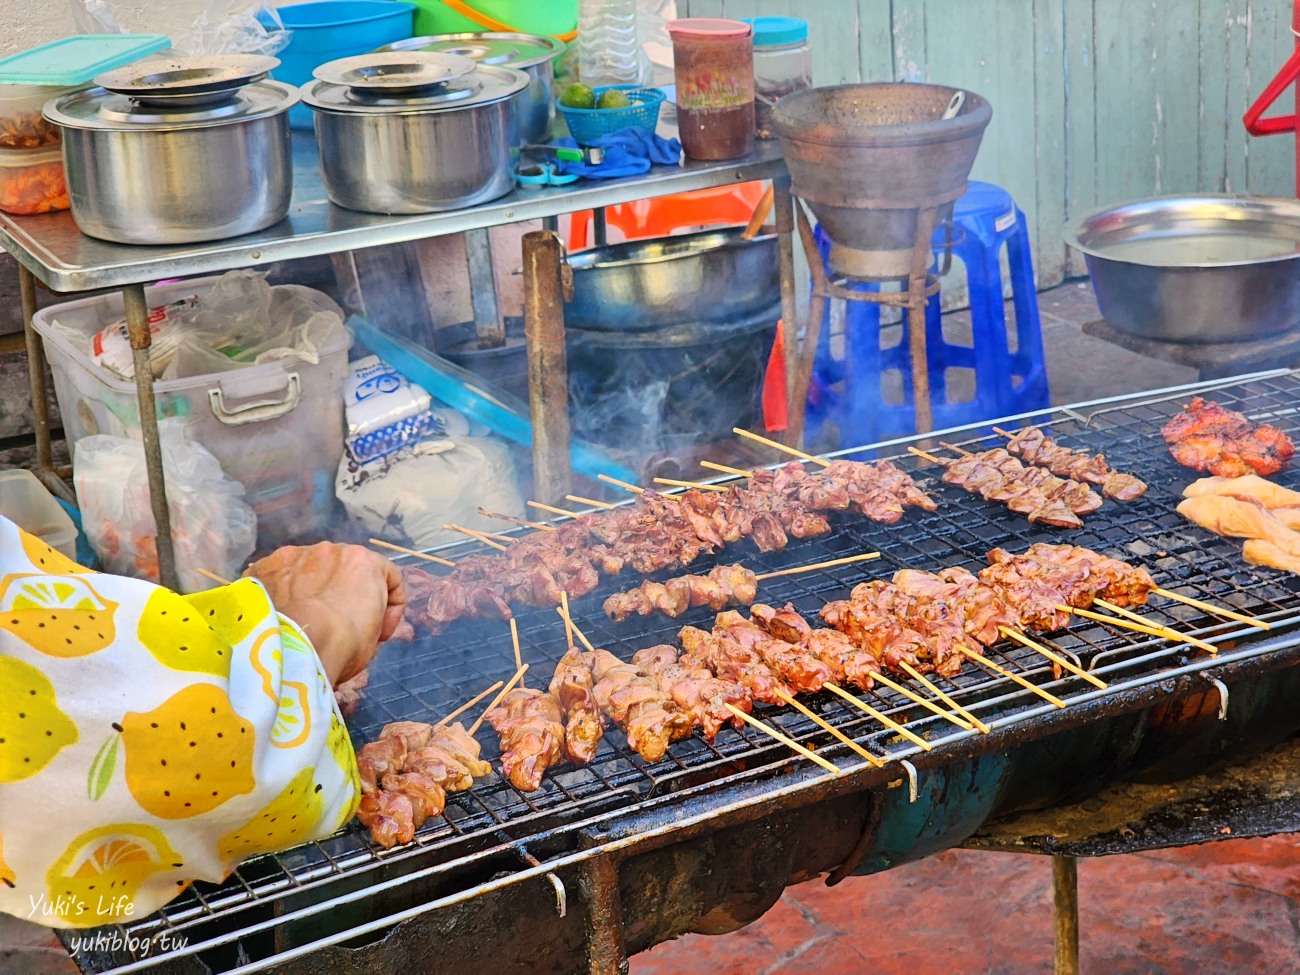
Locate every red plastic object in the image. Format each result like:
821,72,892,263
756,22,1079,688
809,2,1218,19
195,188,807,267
761,319,788,433
1242,0,1300,195
564,181,768,250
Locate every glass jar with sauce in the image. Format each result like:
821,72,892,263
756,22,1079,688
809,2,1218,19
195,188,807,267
667,18,754,161
742,16,811,139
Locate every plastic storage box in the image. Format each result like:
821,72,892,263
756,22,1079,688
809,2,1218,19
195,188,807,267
0,83,71,214
32,278,352,549
0,469,78,558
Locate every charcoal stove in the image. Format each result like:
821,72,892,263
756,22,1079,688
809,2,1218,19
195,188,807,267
61,369,1300,975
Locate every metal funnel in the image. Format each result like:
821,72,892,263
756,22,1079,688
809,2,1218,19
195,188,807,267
773,83,993,278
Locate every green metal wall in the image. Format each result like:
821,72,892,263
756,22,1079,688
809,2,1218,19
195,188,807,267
679,0,1298,287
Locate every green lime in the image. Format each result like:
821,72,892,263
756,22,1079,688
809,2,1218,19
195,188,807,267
597,89,631,109
560,83,596,109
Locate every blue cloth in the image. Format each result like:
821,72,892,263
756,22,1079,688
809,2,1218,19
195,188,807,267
554,129,682,178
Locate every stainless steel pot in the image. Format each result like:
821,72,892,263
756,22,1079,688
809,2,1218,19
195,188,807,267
566,228,780,331
44,75,298,245
375,32,563,143
302,55,528,214
1064,194,1300,344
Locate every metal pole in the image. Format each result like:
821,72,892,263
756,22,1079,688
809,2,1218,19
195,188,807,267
464,228,505,348
788,199,827,449
906,207,939,434
774,176,799,439
19,266,74,502
1052,854,1080,975
592,207,608,247
521,230,574,502
123,284,179,591
578,855,628,975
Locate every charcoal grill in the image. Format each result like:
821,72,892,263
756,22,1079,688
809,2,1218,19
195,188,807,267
64,370,1300,975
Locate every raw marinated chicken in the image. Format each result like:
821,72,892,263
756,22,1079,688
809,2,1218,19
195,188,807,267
1176,496,1300,557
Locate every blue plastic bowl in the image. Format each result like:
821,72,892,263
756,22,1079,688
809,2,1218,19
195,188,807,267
267,1,417,128
558,85,665,146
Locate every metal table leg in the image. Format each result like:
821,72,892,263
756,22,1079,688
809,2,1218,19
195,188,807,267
465,228,505,348
592,207,608,248
19,265,74,502
123,284,179,591
521,230,574,502
773,176,799,444
1052,855,1080,975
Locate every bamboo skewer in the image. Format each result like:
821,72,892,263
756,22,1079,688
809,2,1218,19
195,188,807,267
478,508,556,532
368,538,457,567
773,689,885,767
999,626,1107,690
652,476,729,492
444,523,510,551
895,661,991,733
527,500,578,519
566,494,616,510
1153,588,1271,630
870,670,975,732
723,703,839,774
510,618,525,687
559,591,575,653
1094,598,1217,654
823,682,934,751
597,473,644,494
954,648,1067,709
1059,603,1216,653
566,614,597,654
468,664,529,735
939,442,972,456
732,427,831,467
437,680,505,727
701,460,751,477
196,568,232,586
753,552,880,580
906,445,946,465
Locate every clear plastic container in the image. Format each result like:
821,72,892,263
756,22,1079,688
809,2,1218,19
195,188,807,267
578,0,642,87
31,278,353,549
667,18,754,161
0,83,67,150
742,16,811,139
0,145,68,215
0,469,78,559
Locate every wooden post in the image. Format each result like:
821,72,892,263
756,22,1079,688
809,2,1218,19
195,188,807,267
1052,854,1080,975
774,176,800,441
906,206,939,434
465,228,506,349
522,230,574,502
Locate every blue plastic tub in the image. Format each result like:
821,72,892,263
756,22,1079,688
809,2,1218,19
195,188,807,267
268,1,417,128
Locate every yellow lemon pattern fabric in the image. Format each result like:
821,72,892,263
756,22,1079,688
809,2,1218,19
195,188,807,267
0,516,360,930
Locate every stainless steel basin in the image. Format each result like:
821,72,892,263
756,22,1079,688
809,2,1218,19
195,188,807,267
1064,194,1300,343
566,228,779,332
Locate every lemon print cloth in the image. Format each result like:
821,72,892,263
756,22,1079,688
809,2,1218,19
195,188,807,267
0,516,360,929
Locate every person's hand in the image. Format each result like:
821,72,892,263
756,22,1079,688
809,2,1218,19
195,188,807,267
244,542,406,686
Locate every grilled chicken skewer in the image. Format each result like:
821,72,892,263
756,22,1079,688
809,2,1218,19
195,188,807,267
996,426,1147,501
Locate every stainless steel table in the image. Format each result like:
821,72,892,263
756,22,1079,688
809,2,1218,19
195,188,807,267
2,132,795,588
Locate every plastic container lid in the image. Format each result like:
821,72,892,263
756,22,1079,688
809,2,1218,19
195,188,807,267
667,18,753,39
0,35,170,87
376,32,564,71
742,17,808,47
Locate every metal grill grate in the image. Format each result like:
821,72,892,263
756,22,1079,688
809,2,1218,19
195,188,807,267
71,371,1300,975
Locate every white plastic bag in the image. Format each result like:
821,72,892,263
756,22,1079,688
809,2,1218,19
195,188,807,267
66,0,290,56
336,437,525,549
73,421,257,593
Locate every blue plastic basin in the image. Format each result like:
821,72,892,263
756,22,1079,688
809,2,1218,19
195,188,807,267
268,1,417,128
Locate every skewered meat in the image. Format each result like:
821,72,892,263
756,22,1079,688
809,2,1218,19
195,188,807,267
549,648,604,763
932,448,1100,528
891,568,1017,646
484,688,565,792
750,603,881,690
678,625,792,705
712,611,834,693
633,645,752,741
380,771,446,829
1161,398,1294,477
603,563,760,622
1003,426,1148,501
334,669,370,718
356,736,407,794
356,791,416,848
1177,496,1300,558
418,461,935,631
588,648,692,762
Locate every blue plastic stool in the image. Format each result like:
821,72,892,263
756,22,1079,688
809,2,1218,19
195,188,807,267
807,181,1051,446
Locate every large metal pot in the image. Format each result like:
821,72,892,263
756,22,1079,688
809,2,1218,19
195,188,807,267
1065,195,1300,343
301,53,528,214
566,228,779,331
44,59,297,245
375,32,563,143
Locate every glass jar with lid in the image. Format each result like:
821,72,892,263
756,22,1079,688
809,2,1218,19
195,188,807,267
742,16,811,139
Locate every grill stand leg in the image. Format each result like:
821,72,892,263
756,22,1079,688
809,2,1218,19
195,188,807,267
522,229,574,503
1052,854,1080,975
774,174,800,443
578,854,628,975
124,284,179,591
905,206,939,435
20,265,74,502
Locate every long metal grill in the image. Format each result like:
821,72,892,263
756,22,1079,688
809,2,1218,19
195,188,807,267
71,370,1300,975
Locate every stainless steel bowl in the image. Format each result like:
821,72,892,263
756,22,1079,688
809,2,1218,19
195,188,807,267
1064,194,1300,344
45,79,298,245
566,228,779,331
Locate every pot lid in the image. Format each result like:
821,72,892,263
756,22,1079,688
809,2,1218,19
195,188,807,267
312,52,476,94
44,78,300,131
376,32,564,71
301,61,528,115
